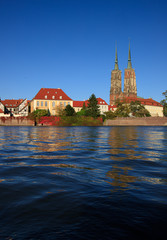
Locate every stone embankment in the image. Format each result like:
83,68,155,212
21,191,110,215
0,117,34,126
104,117,167,126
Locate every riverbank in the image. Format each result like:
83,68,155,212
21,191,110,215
1,116,167,126
104,117,167,126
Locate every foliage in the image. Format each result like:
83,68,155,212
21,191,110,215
64,105,76,116
76,109,87,116
130,101,151,117
114,100,130,117
82,102,86,110
160,90,167,117
59,115,103,126
104,111,116,119
28,109,50,123
86,94,100,118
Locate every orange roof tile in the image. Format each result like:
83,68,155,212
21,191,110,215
124,97,162,107
33,88,72,101
73,101,85,107
0,109,4,113
1,99,23,108
97,98,108,105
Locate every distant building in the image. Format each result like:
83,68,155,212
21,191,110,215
109,43,163,117
124,97,163,117
73,97,108,114
0,99,30,116
110,43,137,105
30,88,73,115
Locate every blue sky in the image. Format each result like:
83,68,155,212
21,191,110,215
0,0,167,103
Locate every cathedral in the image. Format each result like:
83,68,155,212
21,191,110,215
110,44,137,105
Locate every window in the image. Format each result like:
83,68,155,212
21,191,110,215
59,96,62,99
60,102,62,106
45,95,47,99
55,92,57,94
52,96,55,99
37,101,39,107
45,101,47,107
52,101,55,107
41,101,43,107
68,102,70,105
64,102,66,107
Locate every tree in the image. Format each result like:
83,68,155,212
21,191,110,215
64,105,75,116
86,94,100,118
160,90,167,117
130,101,151,117
82,102,86,110
28,109,50,125
104,110,116,119
114,100,130,117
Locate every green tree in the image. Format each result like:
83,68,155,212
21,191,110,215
86,94,100,118
64,105,76,116
104,110,116,119
115,100,130,117
130,101,151,117
28,109,50,125
160,90,167,117
82,102,86,110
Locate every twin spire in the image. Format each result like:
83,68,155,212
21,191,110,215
114,42,132,70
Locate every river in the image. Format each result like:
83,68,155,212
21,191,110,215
0,126,166,239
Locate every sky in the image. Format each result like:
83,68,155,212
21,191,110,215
0,0,167,103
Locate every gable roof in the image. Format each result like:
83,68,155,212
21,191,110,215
97,98,108,105
1,99,23,108
73,97,108,108
33,88,72,101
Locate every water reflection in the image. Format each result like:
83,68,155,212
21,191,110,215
108,127,141,161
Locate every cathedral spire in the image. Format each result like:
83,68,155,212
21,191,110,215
114,44,119,70
127,42,132,69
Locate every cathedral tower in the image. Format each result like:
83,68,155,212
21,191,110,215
123,43,137,97
110,46,122,105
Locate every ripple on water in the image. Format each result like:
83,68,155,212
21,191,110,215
0,126,167,239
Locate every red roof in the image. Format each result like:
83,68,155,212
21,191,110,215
73,97,108,108
0,109,4,113
1,99,23,108
33,88,72,101
73,101,85,107
124,97,162,107
97,98,108,105
109,105,117,111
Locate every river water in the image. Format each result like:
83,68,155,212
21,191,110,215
0,126,166,239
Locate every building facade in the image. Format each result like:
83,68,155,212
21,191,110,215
30,88,73,115
73,97,108,114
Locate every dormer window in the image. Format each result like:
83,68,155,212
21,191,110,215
52,96,55,99
60,96,62,99
45,95,47,99
47,91,49,93
55,92,57,94
100,101,102,104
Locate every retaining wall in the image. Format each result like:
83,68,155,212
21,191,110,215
104,117,167,126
